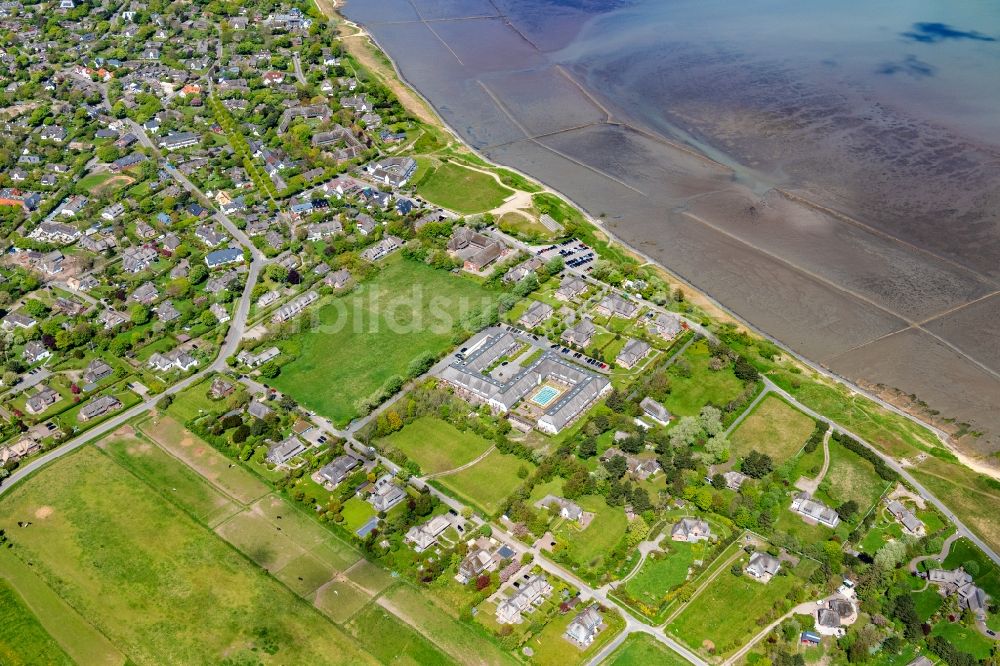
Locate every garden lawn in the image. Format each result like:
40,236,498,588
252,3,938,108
271,256,500,426
435,449,533,515
931,621,993,659
730,396,815,462
380,417,493,475
527,606,624,666
622,542,694,606
661,339,745,417
668,559,817,657
942,538,1000,598
913,588,943,621
0,447,374,665
0,581,74,666
342,496,378,533
604,633,691,666
415,161,512,214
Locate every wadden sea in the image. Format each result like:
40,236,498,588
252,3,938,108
341,0,1000,456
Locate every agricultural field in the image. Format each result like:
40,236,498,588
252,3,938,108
602,633,691,666
271,257,500,425
97,427,239,527
0,581,74,666
414,160,513,213
0,447,375,665
668,558,817,657
137,414,270,504
729,396,816,462
344,604,450,665
379,585,517,666
660,339,746,417
380,416,493,475
434,449,534,515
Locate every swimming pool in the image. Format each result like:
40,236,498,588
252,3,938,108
531,386,560,407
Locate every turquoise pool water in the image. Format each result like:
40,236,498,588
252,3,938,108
532,386,560,407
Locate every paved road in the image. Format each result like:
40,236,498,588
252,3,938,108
0,119,269,497
765,380,1000,567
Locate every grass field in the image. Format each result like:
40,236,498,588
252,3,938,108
76,172,133,194
662,339,746,417
0,447,375,665
622,542,695,605
911,457,1000,555
668,559,817,656
0,549,125,666
380,416,493,475
271,256,500,425
380,585,516,665
98,428,238,527
0,581,74,666
817,443,888,515
556,495,629,570
345,604,450,665
602,633,691,666
498,211,555,241
730,396,815,462
414,160,513,213
138,415,270,504
435,449,533,515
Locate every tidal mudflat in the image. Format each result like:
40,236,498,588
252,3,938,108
342,0,1000,455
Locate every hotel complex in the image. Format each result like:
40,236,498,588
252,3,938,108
438,327,611,434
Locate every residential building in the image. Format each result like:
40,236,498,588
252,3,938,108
885,499,924,535
791,492,840,528
496,574,553,624
595,293,639,319
23,341,50,364
671,518,711,542
148,350,198,372
209,377,235,399
154,299,181,322
616,338,650,369
99,309,128,329
83,359,114,384
404,515,451,552
130,282,159,305
640,397,671,425
159,131,199,151
565,606,604,647
266,436,306,466
650,312,683,340
447,227,506,271
205,248,244,269
360,235,404,262
79,395,122,421
555,277,587,301
26,386,59,414
368,474,406,512
272,290,319,323
247,399,274,420
562,318,595,348
122,246,159,273
519,300,553,329
746,552,781,581
238,346,280,368
323,269,352,290
2,312,37,330
723,470,749,491
318,455,361,488
210,303,230,323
